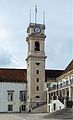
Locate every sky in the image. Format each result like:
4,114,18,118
0,0,73,70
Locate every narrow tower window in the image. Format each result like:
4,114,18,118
36,70,39,74
35,42,40,51
36,86,39,91
36,78,39,82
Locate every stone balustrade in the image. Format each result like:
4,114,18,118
48,78,73,92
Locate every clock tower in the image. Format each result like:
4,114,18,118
26,23,46,112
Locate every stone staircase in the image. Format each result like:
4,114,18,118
43,108,73,119
31,102,47,113
32,102,46,110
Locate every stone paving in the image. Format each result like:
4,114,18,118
43,108,73,119
0,113,49,120
0,109,73,120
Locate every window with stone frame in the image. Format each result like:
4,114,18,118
21,105,26,111
8,105,13,111
7,91,14,101
20,91,26,102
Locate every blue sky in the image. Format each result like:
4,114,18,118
0,0,73,69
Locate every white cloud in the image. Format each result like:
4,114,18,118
0,47,18,67
0,29,10,40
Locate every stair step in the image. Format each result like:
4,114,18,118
43,108,73,119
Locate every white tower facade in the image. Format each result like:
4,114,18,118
26,23,46,112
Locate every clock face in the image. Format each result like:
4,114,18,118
34,27,41,34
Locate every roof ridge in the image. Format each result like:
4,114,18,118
63,59,73,74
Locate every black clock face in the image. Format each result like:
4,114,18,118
34,27,41,33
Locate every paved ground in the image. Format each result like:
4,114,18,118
0,110,72,120
43,108,73,119
0,113,49,120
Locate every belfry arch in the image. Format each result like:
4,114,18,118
35,41,40,51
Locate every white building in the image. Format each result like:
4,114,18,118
0,69,27,113
46,60,73,113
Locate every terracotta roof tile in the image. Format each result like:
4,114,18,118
0,60,72,83
0,68,27,83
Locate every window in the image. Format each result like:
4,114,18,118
36,70,39,74
8,92,13,101
60,83,62,88
35,96,40,98
36,78,39,82
20,91,26,101
35,42,40,51
36,63,40,65
37,103,39,106
66,81,69,85
36,86,39,91
21,105,26,111
8,105,13,111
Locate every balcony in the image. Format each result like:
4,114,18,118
48,85,57,91
47,78,73,92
